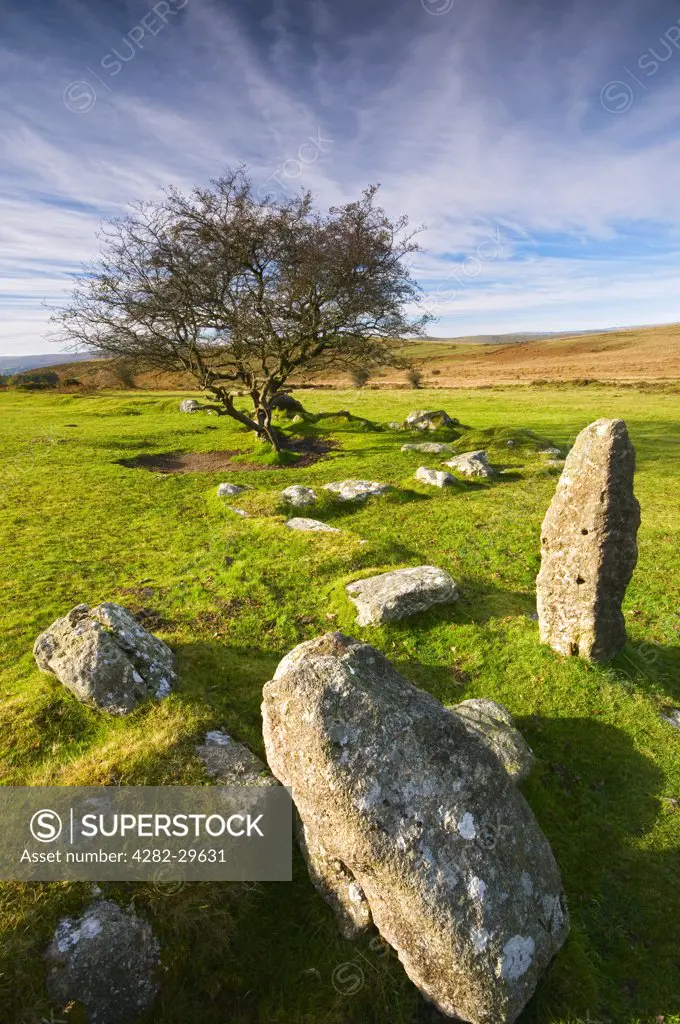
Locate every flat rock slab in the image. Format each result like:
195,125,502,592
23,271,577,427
286,518,340,532
45,900,161,1024
217,482,247,497
346,566,458,625
536,418,640,663
280,485,317,507
402,443,454,454
196,730,278,786
445,451,495,478
323,480,390,501
34,603,176,715
262,634,569,1024
415,466,457,488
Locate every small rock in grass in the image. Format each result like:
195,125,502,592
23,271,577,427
404,409,458,431
45,900,161,1024
539,447,563,457
660,709,680,729
346,565,458,625
179,399,199,413
286,518,340,533
34,603,176,715
445,450,495,479
415,466,457,488
229,507,249,517
323,480,390,502
388,421,404,430
217,482,246,497
197,730,278,786
280,485,317,507
402,442,454,454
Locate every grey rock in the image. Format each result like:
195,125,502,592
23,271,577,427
539,447,563,457
536,418,640,663
660,709,680,729
451,699,533,781
445,451,495,479
179,399,199,413
286,517,340,533
388,421,405,431
217,482,246,497
228,507,249,517
34,603,176,714
271,393,305,415
405,410,458,431
402,443,454,455
262,634,569,1024
280,485,317,507
415,467,457,489
197,730,278,786
346,566,458,625
506,440,516,448
45,900,161,1024
324,480,391,502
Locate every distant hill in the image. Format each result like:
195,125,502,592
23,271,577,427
0,352,101,375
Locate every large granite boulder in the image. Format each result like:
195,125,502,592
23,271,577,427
346,566,458,625
196,730,278,786
323,480,390,502
34,603,176,714
415,466,457,489
262,634,569,1024
445,451,495,479
536,418,640,663
405,410,458,431
45,900,161,1024
280,485,317,507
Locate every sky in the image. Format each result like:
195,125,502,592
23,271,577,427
2,0,680,355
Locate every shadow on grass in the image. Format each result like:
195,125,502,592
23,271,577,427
611,639,680,705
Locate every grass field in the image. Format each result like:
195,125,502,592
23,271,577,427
0,385,679,1024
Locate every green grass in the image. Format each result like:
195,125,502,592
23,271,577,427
0,385,679,1024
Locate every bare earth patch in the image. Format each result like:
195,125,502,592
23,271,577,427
117,437,335,473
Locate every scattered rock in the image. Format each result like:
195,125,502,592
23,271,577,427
536,418,640,663
45,900,161,1024
271,393,305,415
286,518,340,533
196,730,278,786
545,459,564,467
452,699,533,781
388,421,404,431
179,399,199,413
34,603,176,715
660,709,680,729
280,485,317,507
402,443,454,454
405,410,458,431
346,566,458,625
229,507,249,517
217,482,246,497
262,633,569,1024
324,480,391,502
415,467,457,489
445,451,495,479
539,447,563,457
506,440,516,448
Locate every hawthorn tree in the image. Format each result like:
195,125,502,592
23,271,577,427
54,168,430,449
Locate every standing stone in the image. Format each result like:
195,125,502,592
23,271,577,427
536,418,640,663
262,634,569,1024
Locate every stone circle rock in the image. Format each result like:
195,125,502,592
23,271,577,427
196,730,278,786
415,467,457,489
402,442,454,454
262,633,569,1024
405,409,458,431
280,485,317,507
445,451,495,479
323,480,390,502
452,699,533,781
271,393,305,415
34,603,176,714
45,900,161,1024
286,517,340,533
536,418,640,663
179,398,199,413
217,482,246,497
346,566,458,625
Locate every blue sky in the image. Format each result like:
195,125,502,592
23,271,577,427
2,0,680,354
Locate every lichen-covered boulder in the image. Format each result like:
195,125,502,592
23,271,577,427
179,398,199,413
280,485,317,507
405,410,458,431
45,900,161,1024
323,480,391,502
196,730,279,786
262,634,569,1024
34,603,176,714
402,442,455,454
286,518,340,533
346,566,458,625
445,451,495,479
536,418,640,663
452,699,533,782
217,482,246,497
415,466,457,489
